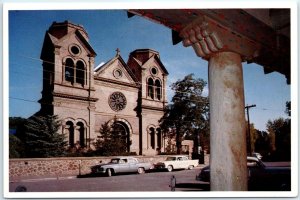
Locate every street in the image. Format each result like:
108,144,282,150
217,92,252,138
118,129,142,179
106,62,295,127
9,168,209,192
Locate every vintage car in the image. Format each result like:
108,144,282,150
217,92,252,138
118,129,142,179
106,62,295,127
154,155,199,172
252,152,263,160
90,157,153,177
196,156,291,191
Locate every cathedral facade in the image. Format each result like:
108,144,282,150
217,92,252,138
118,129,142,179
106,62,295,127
38,21,169,155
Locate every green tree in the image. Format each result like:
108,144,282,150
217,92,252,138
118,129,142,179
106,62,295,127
9,117,27,158
255,130,271,157
9,134,22,158
22,115,67,158
159,74,209,154
266,117,291,161
9,117,27,130
94,120,128,156
247,123,258,153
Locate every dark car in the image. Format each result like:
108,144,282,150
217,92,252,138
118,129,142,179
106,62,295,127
196,157,291,191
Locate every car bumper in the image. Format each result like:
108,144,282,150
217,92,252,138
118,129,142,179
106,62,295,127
91,168,106,174
195,173,210,182
154,165,167,170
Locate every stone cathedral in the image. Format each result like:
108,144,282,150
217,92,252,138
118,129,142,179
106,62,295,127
38,21,169,156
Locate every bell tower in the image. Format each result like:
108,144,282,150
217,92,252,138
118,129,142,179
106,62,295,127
128,49,168,155
39,21,98,148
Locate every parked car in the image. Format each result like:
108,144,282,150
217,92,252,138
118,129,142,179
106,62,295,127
154,155,198,172
90,157,153,177
252,152,263,160
196,156,291,191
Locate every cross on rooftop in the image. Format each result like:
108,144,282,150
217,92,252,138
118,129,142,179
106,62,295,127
116,48,120,56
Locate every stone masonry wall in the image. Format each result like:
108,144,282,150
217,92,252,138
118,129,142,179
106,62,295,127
9,155,210,181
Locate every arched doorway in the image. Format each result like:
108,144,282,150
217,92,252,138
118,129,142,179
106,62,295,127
111,121,131,152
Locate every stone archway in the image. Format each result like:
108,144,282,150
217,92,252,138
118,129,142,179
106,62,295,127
113,121,131,152
108,118,133,153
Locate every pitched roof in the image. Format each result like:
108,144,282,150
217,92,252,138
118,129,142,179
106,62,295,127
94,53,138,84
46,22,97,57
129,49,169,75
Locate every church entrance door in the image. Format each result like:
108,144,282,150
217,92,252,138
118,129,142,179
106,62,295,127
112,122,130,153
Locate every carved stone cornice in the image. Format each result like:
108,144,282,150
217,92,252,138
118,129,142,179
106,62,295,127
94,76,140,88
53,92,98,102
141,105,164,112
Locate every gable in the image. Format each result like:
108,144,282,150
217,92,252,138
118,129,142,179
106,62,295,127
94,55,138,86
142,54,169,76
48,30,96,58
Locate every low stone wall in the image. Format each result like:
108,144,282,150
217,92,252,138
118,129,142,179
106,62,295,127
9,154,210,181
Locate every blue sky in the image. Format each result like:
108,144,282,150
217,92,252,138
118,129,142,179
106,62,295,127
8,9,291,131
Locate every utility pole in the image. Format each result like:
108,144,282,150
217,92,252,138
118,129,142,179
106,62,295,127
245,104,256,156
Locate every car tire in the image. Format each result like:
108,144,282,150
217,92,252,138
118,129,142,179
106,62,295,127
106,169,113,177
188,165,194,170
137,167,145,174
167,165,173,172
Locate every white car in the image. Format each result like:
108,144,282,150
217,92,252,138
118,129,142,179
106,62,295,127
252,152,263,160
154,155,198,172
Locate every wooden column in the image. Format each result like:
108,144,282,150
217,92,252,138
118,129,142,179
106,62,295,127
179,16,251,191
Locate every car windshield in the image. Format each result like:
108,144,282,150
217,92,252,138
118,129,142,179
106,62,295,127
166,157,176,161
110,159,120,164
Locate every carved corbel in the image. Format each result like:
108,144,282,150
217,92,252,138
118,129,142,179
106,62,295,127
179,15,260,61
180,17,224,59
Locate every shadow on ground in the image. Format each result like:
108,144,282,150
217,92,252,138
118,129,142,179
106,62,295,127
175,182,210,191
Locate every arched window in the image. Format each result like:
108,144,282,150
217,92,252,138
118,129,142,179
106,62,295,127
147,78,154,99
66,121,74,147
155,80,162,100
76,60,85,86
150,127,155,149
65,58,74,84
76,122,85,147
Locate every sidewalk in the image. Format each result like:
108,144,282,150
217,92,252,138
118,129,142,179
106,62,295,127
10,164,207,183
10,174,78,183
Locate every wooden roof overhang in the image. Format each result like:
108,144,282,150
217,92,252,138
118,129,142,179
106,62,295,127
128,9,290,84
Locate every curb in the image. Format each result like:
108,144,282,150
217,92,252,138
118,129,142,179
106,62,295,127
10,165,207,183
10,176,77,183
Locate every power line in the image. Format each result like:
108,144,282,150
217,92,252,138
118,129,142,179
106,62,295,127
9,96,207,124
10,96,38,103
9,65,282,112
10,71,209,105
11,54,209,97
254,106,284,112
